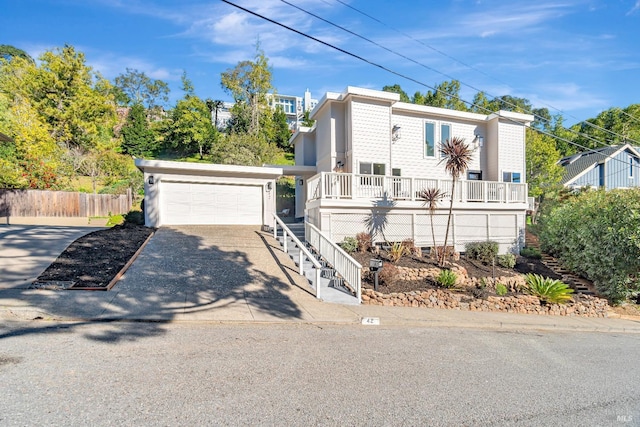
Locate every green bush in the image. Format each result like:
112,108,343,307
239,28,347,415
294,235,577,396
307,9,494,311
436,269,457,288
124,210,145,225
106,214,124,226
465,241,499,264
539,188,640,303
340,237,358,253
520,247,542,259
523,273,574,304
495,283,508,296
497,254,516,269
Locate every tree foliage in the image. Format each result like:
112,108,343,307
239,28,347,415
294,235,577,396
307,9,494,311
114,68,169,109
382,84,410,102
211,132,280,166
0,44,34,63
121,103,156,157
220,45,272,134
525,128,564,198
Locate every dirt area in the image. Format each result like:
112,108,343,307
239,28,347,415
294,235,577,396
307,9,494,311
34,223,154,289
352,248,559,296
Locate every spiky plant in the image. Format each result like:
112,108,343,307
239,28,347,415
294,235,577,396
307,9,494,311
523,273,574,304
436,269,457,288
418,187,447,259
439,136,473,265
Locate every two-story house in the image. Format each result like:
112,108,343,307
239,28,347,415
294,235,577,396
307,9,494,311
290,86,534,254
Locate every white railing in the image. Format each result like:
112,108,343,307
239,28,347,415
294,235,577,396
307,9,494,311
306,172,527,204
272,214,322,299
306,221,362,303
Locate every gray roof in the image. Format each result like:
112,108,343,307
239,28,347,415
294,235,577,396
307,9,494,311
0,132,13,142
559,144,640,185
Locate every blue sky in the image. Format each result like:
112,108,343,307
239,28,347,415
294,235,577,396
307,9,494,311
3,0,639,124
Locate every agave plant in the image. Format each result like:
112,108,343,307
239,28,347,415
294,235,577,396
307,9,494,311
436,269,457,288
523,273,574,304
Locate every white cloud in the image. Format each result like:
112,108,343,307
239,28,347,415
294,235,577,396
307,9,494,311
527,82,609,112
627,0,640,15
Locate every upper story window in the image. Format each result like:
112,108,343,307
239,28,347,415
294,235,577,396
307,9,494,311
274,97,296,114
630,155,635,178
425,121,452,158
503,172,521,183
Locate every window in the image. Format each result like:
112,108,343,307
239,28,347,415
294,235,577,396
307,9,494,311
468,170,482,181
359,162,386,185
503,172,521,183
630,156,635,178
440,123,451,146
392,168,401,177
599,164,605,187
425,122,435,157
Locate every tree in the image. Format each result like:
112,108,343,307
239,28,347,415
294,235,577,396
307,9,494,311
301,110,315,127
269,107,292,151
382,84,410,102
121,103,156,157
211,132,280,166
421,80,468,112
439,136,473,265
165,95,216,159
418,187,446,259
526,128,563,199
0,44,34,63
220,44,272,134
114,68,169,109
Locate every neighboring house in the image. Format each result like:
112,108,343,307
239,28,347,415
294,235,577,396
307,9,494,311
559,144,640,190
290,86,534,254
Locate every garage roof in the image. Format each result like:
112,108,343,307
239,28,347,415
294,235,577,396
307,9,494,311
135,159,284,179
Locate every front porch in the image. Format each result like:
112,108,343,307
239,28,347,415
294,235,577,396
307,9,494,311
306,172,528,204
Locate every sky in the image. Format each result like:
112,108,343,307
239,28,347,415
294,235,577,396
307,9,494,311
2,0,640,124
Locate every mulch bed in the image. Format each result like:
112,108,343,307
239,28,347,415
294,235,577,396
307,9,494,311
351,249,553,296
33,223,154,290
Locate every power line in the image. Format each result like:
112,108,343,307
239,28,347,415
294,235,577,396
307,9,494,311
325,0,640,148
220,0,640,175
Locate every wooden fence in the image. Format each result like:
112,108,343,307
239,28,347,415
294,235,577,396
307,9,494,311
0,188,133,218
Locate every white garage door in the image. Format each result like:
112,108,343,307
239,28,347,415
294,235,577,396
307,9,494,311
161,182,263,225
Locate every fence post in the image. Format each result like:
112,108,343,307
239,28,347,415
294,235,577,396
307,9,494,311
298,249,304,275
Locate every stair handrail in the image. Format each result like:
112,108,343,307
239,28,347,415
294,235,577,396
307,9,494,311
305,221,362,303
272,214,323,299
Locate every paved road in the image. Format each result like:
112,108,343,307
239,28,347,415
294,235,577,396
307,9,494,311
1,321,638,426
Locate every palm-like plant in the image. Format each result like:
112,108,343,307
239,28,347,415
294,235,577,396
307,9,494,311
523,273,575,304
418,187,447,259
439,136,473,265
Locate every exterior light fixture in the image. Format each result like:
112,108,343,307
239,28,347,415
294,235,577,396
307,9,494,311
148,176,154,185
392,125,401,141
298,179,304,186
267,182,273,191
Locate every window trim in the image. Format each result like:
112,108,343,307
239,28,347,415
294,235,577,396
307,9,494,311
424,121,436,158
503,171,521,183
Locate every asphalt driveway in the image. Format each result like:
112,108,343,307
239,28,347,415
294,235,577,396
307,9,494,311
0,225,104,289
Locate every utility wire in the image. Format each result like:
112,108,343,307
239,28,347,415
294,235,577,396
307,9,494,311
220,0,640,174
326,0,640,148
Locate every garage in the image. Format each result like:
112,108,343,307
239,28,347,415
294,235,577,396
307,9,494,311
162,182,262,225
134,159,283,228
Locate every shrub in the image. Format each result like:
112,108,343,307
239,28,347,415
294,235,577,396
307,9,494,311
523,273,574,304
520,247,542,259
497,254,516,269
436,269,457,288
388,241,407,263
124,210,145,225
539,188,640,303
356,232,372,253
340,237,358,253
402,238,422,257
106,214,124,226
495,283,508,296
465,241,499,264
378,263,398,286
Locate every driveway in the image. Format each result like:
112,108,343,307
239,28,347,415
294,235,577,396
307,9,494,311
0,225,104,289
113,225,326,321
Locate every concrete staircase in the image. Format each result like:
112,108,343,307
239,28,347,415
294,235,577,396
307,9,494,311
275,221,360,305
524,231,597,296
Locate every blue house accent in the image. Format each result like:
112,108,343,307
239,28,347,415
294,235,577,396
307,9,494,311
559,144,640,190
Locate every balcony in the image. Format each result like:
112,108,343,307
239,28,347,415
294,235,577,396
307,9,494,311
306,172,527,204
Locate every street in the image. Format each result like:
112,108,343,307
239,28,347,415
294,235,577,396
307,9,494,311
1,321,639,426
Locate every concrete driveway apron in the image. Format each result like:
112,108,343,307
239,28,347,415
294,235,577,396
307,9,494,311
0,225,104,289
111,225,351,322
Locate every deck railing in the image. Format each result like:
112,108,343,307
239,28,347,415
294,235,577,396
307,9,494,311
306,221,362,303
306,172,527,204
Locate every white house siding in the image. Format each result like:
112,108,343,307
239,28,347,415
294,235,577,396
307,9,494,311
311,204,524,254
498,121,526,181
485,119,500,181
315,106,333,172
350,98,392,174
391,112,485,180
